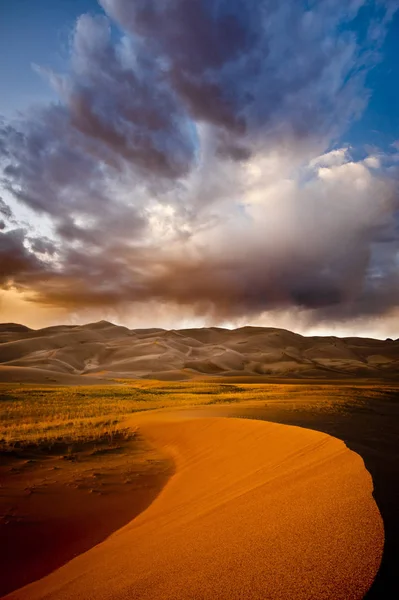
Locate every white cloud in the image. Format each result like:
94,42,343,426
364,155,381,169
309,148,350,169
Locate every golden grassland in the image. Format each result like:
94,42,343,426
1,379,397,451
0,380,242,450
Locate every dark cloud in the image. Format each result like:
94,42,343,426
29,237,57,255
0,0,398,331
101,0,393,151
0,229,47,286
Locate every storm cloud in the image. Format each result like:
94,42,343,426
0,0,399,333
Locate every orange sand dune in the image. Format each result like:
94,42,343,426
6,416,383,600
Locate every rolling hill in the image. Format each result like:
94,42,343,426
0,321,398,383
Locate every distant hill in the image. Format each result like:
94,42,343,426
0,321,398,383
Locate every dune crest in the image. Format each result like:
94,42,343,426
7,415,383,600
0,322,398,381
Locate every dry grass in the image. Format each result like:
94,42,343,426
1,379,397,451
0,380,243,450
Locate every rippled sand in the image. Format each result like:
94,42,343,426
6,414,383,600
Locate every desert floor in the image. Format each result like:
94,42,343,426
1,381,398,599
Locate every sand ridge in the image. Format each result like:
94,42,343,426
5,414,384,600
0,321,398,381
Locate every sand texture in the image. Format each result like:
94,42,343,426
0,433,173,597
0,321,398,382
6,415,384,600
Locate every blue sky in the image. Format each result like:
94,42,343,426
1,0,398,149
0,0,102,114
345,6,399,150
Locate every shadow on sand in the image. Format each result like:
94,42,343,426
222,390,399,599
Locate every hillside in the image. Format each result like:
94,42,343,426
0,321,398,383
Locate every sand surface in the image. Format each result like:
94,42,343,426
5,413,384,600
0,433,173,597
1,321,398,381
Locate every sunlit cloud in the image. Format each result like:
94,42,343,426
0,0,398,337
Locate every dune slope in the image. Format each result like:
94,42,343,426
6,416,383,600
0,321,398,381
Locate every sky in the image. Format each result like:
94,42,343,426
0,0,399,338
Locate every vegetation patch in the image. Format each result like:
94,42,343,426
1,380,397,453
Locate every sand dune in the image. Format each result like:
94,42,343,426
6,414,383,600
0,366,112,385
0,321,398,382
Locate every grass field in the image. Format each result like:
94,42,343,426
0,380,248,450
1,379,397,452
